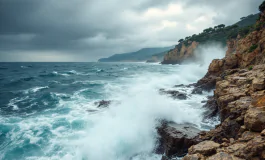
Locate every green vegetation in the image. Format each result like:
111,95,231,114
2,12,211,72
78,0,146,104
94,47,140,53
98,46,174,62
259,1,265,12
249,44,258,53
249,65,253,70
176,13,259,47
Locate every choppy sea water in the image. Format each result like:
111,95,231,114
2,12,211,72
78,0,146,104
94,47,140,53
0,62,218,160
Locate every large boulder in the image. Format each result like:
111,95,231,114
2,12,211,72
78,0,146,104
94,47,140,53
208,59,224,73
244,107,265,132
188,141,220,156
157,122,201,158
252,77,265,91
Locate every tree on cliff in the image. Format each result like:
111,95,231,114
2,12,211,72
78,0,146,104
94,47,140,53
217,24,226,28
259,1,265,12
178,39,184,43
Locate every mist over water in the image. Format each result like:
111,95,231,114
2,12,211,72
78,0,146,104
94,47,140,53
0,46,225,160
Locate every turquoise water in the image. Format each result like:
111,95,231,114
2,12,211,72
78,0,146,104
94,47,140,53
0,62,215,160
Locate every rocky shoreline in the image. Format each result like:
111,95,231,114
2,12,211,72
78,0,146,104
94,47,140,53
159,7,265,160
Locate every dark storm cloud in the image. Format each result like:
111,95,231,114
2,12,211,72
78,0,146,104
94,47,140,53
0,0,263,61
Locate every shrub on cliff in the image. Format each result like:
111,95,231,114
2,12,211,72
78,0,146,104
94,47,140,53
259,1,265,12
249,44,258,53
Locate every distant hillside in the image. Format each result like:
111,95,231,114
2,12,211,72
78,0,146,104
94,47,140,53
146,51,169,63
98,46,174,62
235,14,259,27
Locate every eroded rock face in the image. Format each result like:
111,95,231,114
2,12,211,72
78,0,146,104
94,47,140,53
157,122,201,158
162,41,199,64
245,107,265,132
188,141,220,156
201,96,219,119
182,10,265,159
207,152,243,160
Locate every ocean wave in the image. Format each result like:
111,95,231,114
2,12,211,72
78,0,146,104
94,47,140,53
7,77,35,86
39,71,70,77
20,65,33,69
23,86,49,94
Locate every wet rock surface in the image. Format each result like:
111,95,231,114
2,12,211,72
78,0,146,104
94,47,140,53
157,122,201,158
94,100,111,108
182,10,265,159
160,10,265,160
159,89,188,100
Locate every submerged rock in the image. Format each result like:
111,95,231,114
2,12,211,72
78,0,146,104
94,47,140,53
191,87,203,94
159,89,188,100
94,100,111,108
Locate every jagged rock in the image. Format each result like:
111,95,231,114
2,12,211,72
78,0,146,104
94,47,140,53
224,55,238,70
161,156,169,160
191,87,203,94
182,154,201,160
157,122,201,158
87,109,98,112
162,41,199,64
261,129,265,136
198,119,241,144
240,131,260,142
207,152,243,160
220,96,251,122
202,96,219,119
188,141,220,156
244,107,265,132
208,59,224,73
181,9,265,160
94,100,111,108
159,89,188,100
174,84,185,88
252,77,265,91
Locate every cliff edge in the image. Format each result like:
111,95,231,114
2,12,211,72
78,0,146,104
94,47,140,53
182,3,265,160
161,13,259,65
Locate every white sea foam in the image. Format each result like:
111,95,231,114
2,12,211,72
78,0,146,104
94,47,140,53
1,45,225,160
23,86,49,94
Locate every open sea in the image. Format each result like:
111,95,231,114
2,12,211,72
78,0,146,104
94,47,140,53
0,61,219,160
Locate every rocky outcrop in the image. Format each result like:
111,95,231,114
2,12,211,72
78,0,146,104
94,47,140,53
162,41,199,64
157,122,201,158
183,64,265,159
182,9,265,160
159,89,188,100
94,100,111,108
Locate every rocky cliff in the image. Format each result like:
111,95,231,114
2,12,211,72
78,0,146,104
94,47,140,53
182,8,265,160
161,13,259,65
162,41,199,64
159,3,265,159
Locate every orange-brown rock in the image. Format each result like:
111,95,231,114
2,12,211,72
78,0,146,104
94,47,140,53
182,10,265,160
162,41,199,64
188,141,220,156
208,59,224,73
244,107,265,132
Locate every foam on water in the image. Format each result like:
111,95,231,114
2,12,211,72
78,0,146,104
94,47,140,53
0,45,225,160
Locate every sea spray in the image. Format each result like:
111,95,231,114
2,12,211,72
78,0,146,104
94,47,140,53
0,52,225,159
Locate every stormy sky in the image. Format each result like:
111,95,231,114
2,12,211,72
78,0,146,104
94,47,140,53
0,0,263,62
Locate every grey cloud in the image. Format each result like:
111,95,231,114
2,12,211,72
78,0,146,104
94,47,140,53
0,0,263,61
